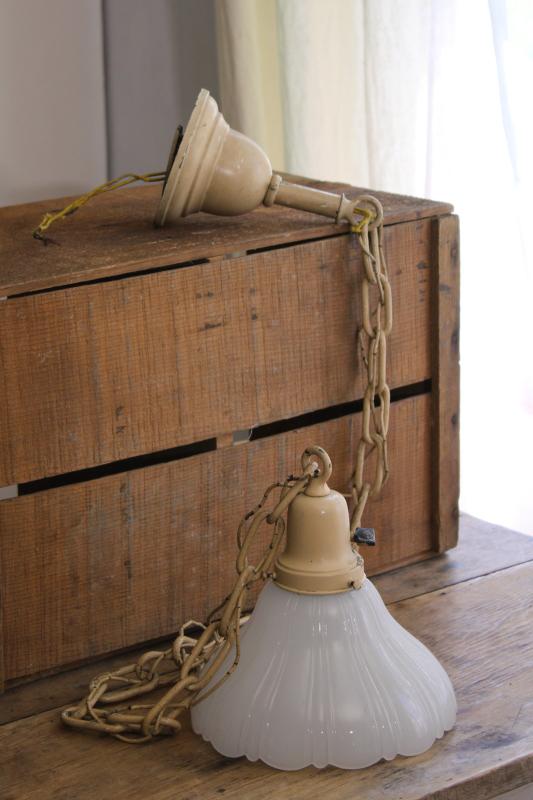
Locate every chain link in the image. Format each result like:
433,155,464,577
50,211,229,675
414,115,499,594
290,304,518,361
61,466,314,742
348,196,391,534
61,199,392,742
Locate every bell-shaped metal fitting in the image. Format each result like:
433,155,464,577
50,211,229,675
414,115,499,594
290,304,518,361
275,447,365,594
155,89,272,225
155,89,375,229
192,446,457,771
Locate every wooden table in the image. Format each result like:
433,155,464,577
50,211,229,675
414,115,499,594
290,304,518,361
2,514,532,800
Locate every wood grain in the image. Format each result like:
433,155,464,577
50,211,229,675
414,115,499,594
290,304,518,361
0,177,452,297
373,513,533,604
0,220,432,485
0,550,3,694
2,515,531,726
0,394,432,682
1,560,531,800
432,215,460,552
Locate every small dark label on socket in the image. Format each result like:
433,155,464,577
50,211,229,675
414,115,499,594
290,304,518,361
353,527,376,546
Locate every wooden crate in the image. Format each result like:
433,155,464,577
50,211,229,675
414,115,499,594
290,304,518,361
0,178,459,689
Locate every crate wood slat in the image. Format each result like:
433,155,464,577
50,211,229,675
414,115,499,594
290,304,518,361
1,555,532,800
433,214,460,551
0,219,432,485
2,515,532,726
0,179,452,297
0,394,431,683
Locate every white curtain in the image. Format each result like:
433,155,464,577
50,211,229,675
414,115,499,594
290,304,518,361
216,0,533,535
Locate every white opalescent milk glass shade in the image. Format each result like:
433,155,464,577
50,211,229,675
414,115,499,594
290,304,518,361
192,580,456,770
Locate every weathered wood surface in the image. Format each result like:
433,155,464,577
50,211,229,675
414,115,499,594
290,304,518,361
0,177,452,297
373,513,533,604
432,215,460,552
0,394,432,682
2,515,531,726
0,219,432,485
1,549,532,799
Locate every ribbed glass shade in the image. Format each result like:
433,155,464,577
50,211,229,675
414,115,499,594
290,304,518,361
192,580,456,770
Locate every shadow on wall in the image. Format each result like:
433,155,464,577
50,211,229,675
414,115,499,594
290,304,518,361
103,0,219,176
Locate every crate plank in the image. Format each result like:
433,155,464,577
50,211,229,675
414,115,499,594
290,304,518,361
0,394,431,682
0,178,452,297
0,220,432,485
432,214,460,551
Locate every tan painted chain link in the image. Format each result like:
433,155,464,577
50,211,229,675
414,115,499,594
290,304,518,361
347,196,391,534
61,469,313,742
61,197,391,742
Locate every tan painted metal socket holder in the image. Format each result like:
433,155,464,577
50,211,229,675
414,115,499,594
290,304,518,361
274,447,366,594
155,89,370,230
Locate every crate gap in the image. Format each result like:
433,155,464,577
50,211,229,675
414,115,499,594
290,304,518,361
15,380,431,497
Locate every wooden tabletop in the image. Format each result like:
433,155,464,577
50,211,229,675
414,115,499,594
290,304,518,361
1,514,532,800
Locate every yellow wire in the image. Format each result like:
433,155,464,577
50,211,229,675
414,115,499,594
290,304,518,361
33,172,376,242
32,172,166,243
350,206,376,233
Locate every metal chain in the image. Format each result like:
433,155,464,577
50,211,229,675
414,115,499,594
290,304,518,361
347,196,391,535
61,468,314,742
61,197,391,742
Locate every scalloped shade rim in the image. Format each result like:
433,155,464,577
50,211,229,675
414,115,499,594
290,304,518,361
192,580,456,771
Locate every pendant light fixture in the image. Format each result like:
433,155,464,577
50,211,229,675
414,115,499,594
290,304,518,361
33,89,378,241
191,448,456,770
60,88,457,771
